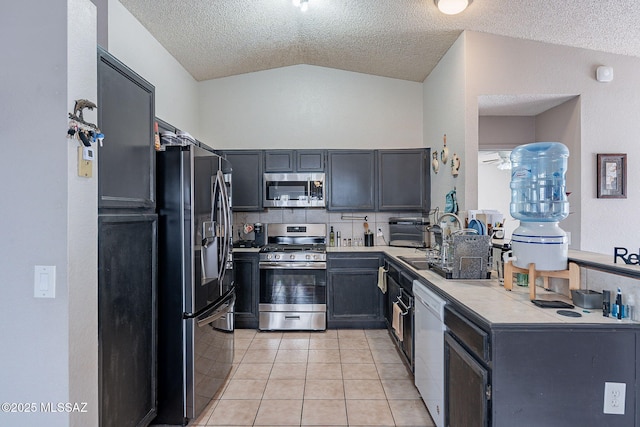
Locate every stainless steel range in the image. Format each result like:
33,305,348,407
259,224,327,331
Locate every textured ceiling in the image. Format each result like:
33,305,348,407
119,0,640,83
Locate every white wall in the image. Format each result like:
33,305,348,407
477,98,582,249
536,97,582,249
422,35,467,214
105,1,424,150
107,0,200,137
428,31,640,254
67,1,99,425
478,116,535,149
197,64,424,150
0,1,98,426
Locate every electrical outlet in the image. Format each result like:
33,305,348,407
603,382,626,414
376,228,383,237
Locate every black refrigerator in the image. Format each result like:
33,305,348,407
154,144,235,426
97,47,158,427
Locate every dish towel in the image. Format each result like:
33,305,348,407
392,302,404,342
377,266,388,293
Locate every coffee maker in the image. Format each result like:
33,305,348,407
253,223,266,247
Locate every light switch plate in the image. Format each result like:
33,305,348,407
34,265,56,298
78,146,92,178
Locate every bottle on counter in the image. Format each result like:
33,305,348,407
336,231,341,246
329,226,335,247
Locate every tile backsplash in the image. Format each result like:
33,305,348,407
233,208,426,246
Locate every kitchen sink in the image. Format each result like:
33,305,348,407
398,256,456,278
398,256,430,270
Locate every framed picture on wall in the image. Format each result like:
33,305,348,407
597,153,627,198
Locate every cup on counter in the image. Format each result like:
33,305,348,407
516,273,528,287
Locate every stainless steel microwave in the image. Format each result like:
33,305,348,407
263,173,325,208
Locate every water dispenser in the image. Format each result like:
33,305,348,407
509,142,569,271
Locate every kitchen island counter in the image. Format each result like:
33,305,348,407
329,246,640,427
327,245,638,326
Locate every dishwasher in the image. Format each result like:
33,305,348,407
413,280,446,427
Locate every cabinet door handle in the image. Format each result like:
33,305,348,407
285,315,301,320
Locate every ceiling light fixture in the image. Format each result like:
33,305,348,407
434,0,471,15
293,0,309,12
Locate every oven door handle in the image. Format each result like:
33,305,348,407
259,262,327,270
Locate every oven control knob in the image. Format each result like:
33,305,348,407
305,255,311,260
290,254,296,260
266,254,272,260
275,254,281,260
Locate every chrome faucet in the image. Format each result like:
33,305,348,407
437,213,462,229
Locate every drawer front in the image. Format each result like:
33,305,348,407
259,311,326,331
329,256,381,270
445,307,490,363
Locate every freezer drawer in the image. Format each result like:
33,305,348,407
185,295,235,421
259,311,326,331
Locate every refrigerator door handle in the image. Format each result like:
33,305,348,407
214,170,231,287
196,290,235,327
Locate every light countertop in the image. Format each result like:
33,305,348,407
235,245,638,327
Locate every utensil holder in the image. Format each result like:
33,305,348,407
364,233,374,246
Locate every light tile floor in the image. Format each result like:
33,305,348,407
190,329,435,427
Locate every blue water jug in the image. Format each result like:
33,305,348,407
510,142,569,222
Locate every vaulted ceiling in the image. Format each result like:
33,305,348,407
119,0,640,83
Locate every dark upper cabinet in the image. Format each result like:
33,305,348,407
327,150,376,211
378,149,430,212
223,150,263,211
264,150,294,172
264,150,325,172
156,117,176,134
296,150,325,172
97,47,155,210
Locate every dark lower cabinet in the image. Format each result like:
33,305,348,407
384,260,415,370
98,214,157,427
491,328,638,427
441,304,640,427
233,252,260,328
327,253,384,328
444,332,489,427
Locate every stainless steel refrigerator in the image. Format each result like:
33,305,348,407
155,144,234,426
